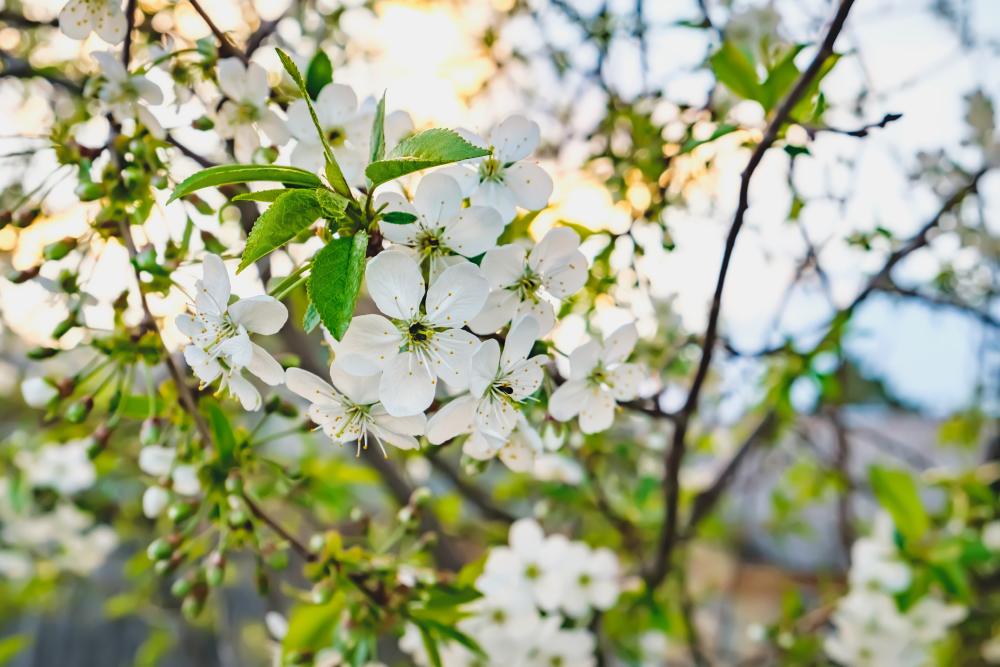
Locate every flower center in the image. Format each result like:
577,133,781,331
417,230,445,257
508,269,542,302
479,155,505,181
326,126,346,146
408,321,430,343
491,609,507,624
235,101,261,124
525,563,540,580
587,365,613,391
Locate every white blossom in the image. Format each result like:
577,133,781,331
377,173,503,282
427,404,542,473
214,58,291,163
849,510,912,593
337,251,488,417
0,551,32,579
549,323,642,434
15,439,96,495
533,454,584,485
142,486,169,519
519,616,596,667
177,254,288,412
440,115,554,224
139,445,201,495
469,227,588,336
90,51,165,139
285,361,425,457
59,0,127,44
21,377,59,409
558,543,621,618
476,518,569,612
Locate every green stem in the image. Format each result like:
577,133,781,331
89,362,121,399
268,261,312,297
143,360,157,420
74,356,113,385
107,364,132,429
272,275,308,301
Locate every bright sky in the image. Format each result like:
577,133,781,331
1,0,998,418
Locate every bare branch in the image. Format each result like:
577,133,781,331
646,0,859,590
189,0,247,63
426,452,518,524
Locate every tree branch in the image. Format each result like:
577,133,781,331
645,0,858,590
426,452,517,524
189,0,247,63
244,494,317,563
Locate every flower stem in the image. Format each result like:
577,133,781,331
268,261,312,298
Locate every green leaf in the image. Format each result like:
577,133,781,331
207,402,236,467
135,628,173,667
283,600,342,653
232,189,292,203
238,190,326,273
121,395,164,419
418,624,443,667
305,50,333,100
791,53,841,123
381,211,418,225
316,189,350,220
869,466,929,541
167,165,321,204
275,48,353,200
422,620,486,659
307,231,368,341
0,635,30,665
365,128,491,188
303,302,320,333
369,90,387,167
759,44,805,111
710,41,763,103
679,123,739,155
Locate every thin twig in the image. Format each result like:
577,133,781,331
804,112,903,138
121,0,137,67
244,494,317,563
426,453,517,524
189,0,247,63
645,0,859,590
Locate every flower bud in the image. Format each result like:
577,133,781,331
224,471,242,494
26,347,59,360
266,550,288,571
409,487,433,508
154,552,183,577
191,116,215,131
263,394,282,413
151,174,169,190
397,506,415,525
206,551,226,587
7,266,40,284
277,402,299,418
147,537,176,561
140,418,162,446
181,594,205,620
74,182,105,202
255,567,270,595
13,208,41,228
167,501,195,524
42,237,78,261
228,509,249,527
65,396,94,424
171,576,194,598
52,314,77,340
309,533,327,553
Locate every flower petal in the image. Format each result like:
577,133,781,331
548,379,587,421
328,359,381,405
378,351,436,417
413,172,463,228
286,367,341,402
607,363,641,400
509,518,545,558
142,486,169,518
369,423,419,451
337,314,403,376
463,428,502,459
426,394,477,445
540,250,588,299
59,0,97,40
365,250,425,320
139,445,175,476
245,62,270,106
440,205,503,258
375,193,420,245
426,328,480,389
569,341,600,380
476,396,518,439
91,50,127,82
498,438,536,473
259,108,290,146
183,346,222,383
225,371,262,411
290,140,325,173
471,180,517,224
370,403,426,436
228,296,288,334
502,315,539,371
468,289,519,335
424,262,489,327
316,83,358,127
234,124,260,164
487,115,540,163
216,58,248,101
247,343,285,386
578,387,615,434
469,338,500,398
436,164,480,198
601,323,638,366
503,161,552,211
286,99,317,141
196,254,231,315
220,329,253,367
529,226,581,273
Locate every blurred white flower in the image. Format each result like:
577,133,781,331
337,251,488,416
476,518,568,612
469,227,588,336
849,511,912,593
520,616,596,667
533,454,583,485
142,486,169,518
983,520,1000,551
265,612,289,640
558,543,620,618
59,0,127,44
214,59,291,163
139,445,201,496
377,173,503,282
440,115,554,224
549,323,642,434
177,254,288,411
90,51,165,139
15,439,96,495
21,377,59,409
0,550,32,579
285,361,425,457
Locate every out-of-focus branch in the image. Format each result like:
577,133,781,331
828,406,855,563
683,411,777,537
244,494,317,563
876,283,1000,328
580,449,644,552
189,0,247,63
246,19,280,57
167,133,217,168
645,0,859,590
426,452,517,524
804,112,903,138
0,50,82,93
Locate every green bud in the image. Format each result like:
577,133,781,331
65,396,93,424
27,347,59,360
181,594,205,620
191,116,215,131
167,501,195,524
266,550,288,571
397,506,414,525
228,509,249,526
154,555,182,577
74,182,105,202
122,166,143,186
43,237,78,261
140,418,162,446
7,266,40,284
284,650,311,666
147,536,177,561
206,551,226,587
128,139,147,157
409,486,433,508
171,577,194,598
277,402,299,418
52,315,77,340
224,471,242,494
310,580,333,605
151,174,169,189
263,394,282,414
13,208,40,228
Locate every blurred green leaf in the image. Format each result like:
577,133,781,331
710,42,763,103
305,50,333,100
283,599,342,653
167,165,321,204
207,403,236,467
0,635,30,665
869,466,929,541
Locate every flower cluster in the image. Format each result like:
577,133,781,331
400,518,620,667
823,512,966,666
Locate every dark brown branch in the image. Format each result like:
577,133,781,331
426,453,517,524
121,0,137,68
828,407,854,563
805,112,903,138
678,559,711,667
0,50,82,93
244,494,317,563
683,411,777,537
645,0,859,590
245,19,280,57
166,133,216,168
189,0,247,63
875,283,999,327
